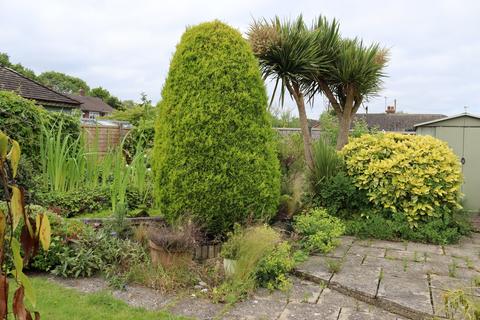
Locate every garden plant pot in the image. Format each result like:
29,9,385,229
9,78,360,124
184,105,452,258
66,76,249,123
149,240,191,269
223,258,238,277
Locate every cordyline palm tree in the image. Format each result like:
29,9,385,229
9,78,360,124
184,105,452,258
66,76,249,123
248,16,338,169
309,31,389,149
249,15,388,151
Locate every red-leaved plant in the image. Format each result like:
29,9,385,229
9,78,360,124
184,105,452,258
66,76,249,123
0,130,51,319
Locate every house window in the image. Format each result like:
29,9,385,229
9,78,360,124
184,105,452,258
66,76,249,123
89,112,100,119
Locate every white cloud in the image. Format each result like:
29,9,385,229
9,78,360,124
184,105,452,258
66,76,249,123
1,0,479,118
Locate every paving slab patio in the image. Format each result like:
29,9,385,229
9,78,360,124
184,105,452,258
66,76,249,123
295,233,480,319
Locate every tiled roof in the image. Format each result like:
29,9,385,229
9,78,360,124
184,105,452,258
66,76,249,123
66,94,115,113
354,113,447,132
0,65,80,107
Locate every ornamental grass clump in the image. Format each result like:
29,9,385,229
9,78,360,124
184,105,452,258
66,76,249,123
341,133,463,227
153,21,280,236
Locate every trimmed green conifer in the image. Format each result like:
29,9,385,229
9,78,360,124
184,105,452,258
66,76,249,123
153,21,280,235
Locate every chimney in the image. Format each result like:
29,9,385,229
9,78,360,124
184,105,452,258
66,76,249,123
79,88,85,96
386,99,397,114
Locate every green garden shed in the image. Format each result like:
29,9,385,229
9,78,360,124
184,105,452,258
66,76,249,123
415,113,480,211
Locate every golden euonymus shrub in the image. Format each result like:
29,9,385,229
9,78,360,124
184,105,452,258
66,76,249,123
341,133,462,227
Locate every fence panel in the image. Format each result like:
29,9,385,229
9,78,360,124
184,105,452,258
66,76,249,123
81,123,130,154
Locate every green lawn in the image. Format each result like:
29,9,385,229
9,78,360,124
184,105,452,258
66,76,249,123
11,277,187,320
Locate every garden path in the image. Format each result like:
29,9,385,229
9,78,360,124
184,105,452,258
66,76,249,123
295,234,480,319
46,274,405,319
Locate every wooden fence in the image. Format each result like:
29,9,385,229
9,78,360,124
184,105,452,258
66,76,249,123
81,123,130,154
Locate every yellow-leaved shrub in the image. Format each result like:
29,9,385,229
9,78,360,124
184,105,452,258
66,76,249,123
341,133,462,227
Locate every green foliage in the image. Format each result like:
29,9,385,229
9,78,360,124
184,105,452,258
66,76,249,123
90,87,123,110
153,21,280,236
220,224,243,260
318,111,339,146
0,91,46,164
314,172,369,218
0,91,81,191
34,187,110,217
351,118,376,138
345,210,471,245
269,107,301,128
108,95,156,157
214,225,281,303
309,138,343,192
277,133,305,219
342,133,463,227
255,241,295,291
49,227,147,278
37,71,90,94
443,288,480,319
293,208,345,254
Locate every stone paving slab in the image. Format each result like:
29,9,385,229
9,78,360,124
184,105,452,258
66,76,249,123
338,307,406,320
295,255,334,282
278,302,340,320
363,256,425,276
223,296,287,320
430,274,480,296
406,242,444,255
295,234,480,319
348,244,386,259
330,264,381,299
167,296,224,319
286,278,323,304
376,274,432,315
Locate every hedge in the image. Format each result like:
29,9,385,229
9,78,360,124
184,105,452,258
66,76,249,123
153,21,280,235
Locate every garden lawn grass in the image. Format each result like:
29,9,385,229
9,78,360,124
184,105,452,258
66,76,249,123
10,277,187,320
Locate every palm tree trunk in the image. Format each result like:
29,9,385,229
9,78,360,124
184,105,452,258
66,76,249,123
287,83,314,170
336,111,352,150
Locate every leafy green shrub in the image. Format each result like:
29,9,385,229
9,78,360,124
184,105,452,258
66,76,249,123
49,227,147,278
34,187,110,217
123,119,154,159
255,241,295,291
153,21,280,235
342,133,462,227
293,208,345,254
0,91,81,192
345,210,471,244
0,90,46,163
314,172,369,218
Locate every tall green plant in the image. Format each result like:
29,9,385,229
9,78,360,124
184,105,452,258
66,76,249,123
309,138,343,193
154,21,280,236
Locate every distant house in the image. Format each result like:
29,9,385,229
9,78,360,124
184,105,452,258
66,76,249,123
0,65,80,112
354,112,447,133
66,90,115,119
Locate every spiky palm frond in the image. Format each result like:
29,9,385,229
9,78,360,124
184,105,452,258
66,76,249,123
332,38,389,98
247,15,320,105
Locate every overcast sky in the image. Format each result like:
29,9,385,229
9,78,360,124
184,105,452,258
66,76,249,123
1,0,479,118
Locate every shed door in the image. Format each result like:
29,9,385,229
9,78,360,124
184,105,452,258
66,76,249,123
463,128,480,211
